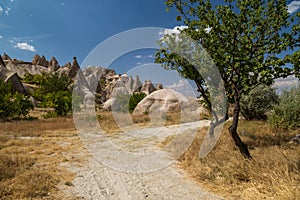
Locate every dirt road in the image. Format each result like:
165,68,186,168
64,121,224,199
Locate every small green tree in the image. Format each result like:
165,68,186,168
0,80,33,119
129,93,146,112
240,85,278,120
268,84,300,130
156,0,300,158
43,91,72,116
30,73,73,116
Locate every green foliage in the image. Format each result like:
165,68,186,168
113,93,146,113
23,73,43,84
156,0,299,158
32,73,72,100
42,91,72,116
30,73,73,116
268,85,300,130
129,93,146,112
240,84,278,120
157,0,299,112
0,80,33,119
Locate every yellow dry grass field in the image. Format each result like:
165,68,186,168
0,117,83,199
176,120,300,200
0,110,299,199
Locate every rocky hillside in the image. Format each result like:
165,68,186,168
0,53,163,107
2,53,80,79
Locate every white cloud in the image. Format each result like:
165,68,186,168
166,79,197,97
0,6,11,15
273,75,299,94
162,26,189,36
134,55,142,59
14,42,37,52
0,35,3,39
287,1,300,14
5,7,10,15
205,26,212,33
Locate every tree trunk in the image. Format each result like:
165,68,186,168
229,94,252,159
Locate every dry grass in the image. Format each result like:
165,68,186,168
176,120,300,199
0,116,84,199
0,110,190,199
96,110,204,134
3,109,297,199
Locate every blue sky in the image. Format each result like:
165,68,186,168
0,0,181,69
0,0,299,94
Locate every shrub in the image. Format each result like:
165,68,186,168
268,84,300,130
23,73,43,84
0,80,33,119
30,73,73,116
129,93,146,112
42,91,72,116
240,84,278,120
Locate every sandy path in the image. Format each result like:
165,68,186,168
64,121,224,200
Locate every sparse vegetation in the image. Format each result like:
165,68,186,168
268,84,300,130
129,93,146,112
240,84,278,120
173,120,300,199
27,72,73,117
0,117,81,199
0,80,34,120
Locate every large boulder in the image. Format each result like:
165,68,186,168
133,89,204,117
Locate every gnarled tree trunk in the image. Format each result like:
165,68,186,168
229,93,252,159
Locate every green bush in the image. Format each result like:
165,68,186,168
42,91,72,116
129,93,146,112
30,73,73,116
0,80,33,119
23,73,43,84
240,84,278,120
268,85,300,130
113,93,146,113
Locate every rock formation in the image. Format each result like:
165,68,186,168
48,57,60,72
32,54,49,67
0,56,27,95
140,80,156,95
126,76,134,93
1,53,171,112
68,57,80,79
5,59,48,78
156,83,163,90
132,75,142,92
133,89,205,121
2,53,11,61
